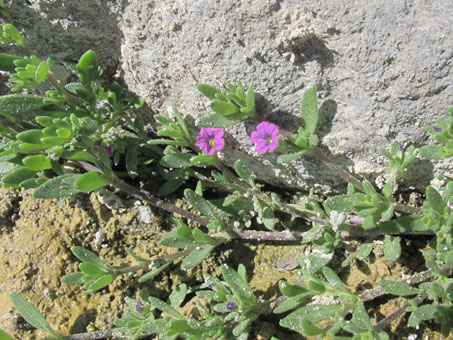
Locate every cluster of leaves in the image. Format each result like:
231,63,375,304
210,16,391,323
114,264,261,340
197,81,256,128
0,45,146,198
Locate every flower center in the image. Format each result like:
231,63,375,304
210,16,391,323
266,135,273,144
209,138,216,147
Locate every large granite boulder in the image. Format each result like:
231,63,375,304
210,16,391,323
120,0,453,193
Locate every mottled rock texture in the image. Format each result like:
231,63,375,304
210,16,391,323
9,0,453,192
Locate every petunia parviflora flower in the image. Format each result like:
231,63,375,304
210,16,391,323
196,128,225,155
250,121,279,154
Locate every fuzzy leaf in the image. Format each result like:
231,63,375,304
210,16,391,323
71,246,110,270
277,150,307,164
33,174,81,198
280,304,343,333
77,50,99,83
383,235,401,261
379,280,420,296
221,264,256,306
35,61,49,83
197,83,220,100
300,87,319,135
160,152,193,168
10,292,62,339
234,159,254,187
22,154,52,171
211,101,238,115
323,194,354,214
60,272,85,285
75,171,111,193
420,145,448,160
148,297,183,319
181,244,216,270
0,94,57,116
198,113,243,128
126,145,138,178
1,166,35,186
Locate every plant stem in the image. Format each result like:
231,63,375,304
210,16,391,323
43,329,114,340
313,147,365,192
313,147,421,215
359,264,453,301
373,293,427,333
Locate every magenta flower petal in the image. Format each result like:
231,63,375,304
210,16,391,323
196,127,225,155
250,122,279,154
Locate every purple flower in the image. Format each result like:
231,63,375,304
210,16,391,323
196,128,225,155
135,300,144,313
226,302,237,311
433,125,442,133
250,122,279,154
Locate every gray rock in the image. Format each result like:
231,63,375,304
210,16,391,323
120,0,453,193
8,0,127,79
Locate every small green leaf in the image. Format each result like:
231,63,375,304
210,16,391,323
280,304,343,333
75,171,111,193
0,53,20,72
357,243,374,261
3,24,24,46
138,260,171,283
298,252,333,274
61,272,85,285
300,87,319,135
211,101,238,115
77,50,99,83
63,150,97,162
148,296,183,319
277,150,307,164
160,231,198,248
23,154,52,171
17,129,45,144
71,246,111,270
192,228,213,243
322,266,349,293
420,145,448,160
197,83,220,100
169,283,188,307
181,244,216,270
10,292,62,339
84,274,114,294
379,280,420,296
33,174,81,198
383,235,401,261
411,304,439,321
221,264,256,306
234,159,254,187
184,189,214,217
35,61,49,83
126,145,138,178
160,152,193,168
301,320,324,336
426,186,445,215
323,194,355,214
79,262,105,277
198,113,243,128
2,166,35,185
0,94,57,116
